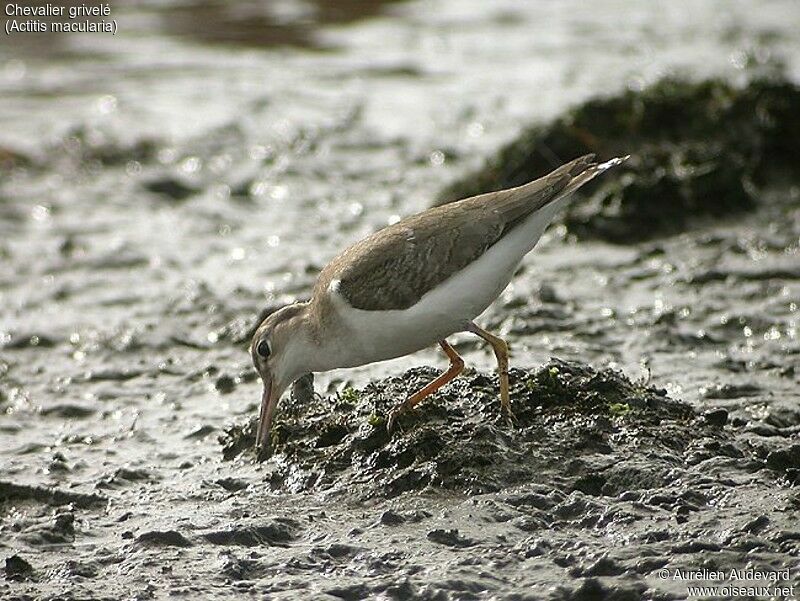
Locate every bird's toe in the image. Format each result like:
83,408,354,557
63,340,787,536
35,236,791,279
503,405,518,428
386,400,411,434
386,411,399,435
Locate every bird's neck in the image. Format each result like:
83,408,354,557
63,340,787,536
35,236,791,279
296,298,356,374
284,301,331,375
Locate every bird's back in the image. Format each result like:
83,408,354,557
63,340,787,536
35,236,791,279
314,154,620,313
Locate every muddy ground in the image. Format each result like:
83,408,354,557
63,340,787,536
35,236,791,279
2,2,800,599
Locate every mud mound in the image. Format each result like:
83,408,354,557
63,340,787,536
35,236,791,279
220,360,706,498
438,75,800,242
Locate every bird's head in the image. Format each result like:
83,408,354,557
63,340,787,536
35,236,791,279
250,301,313,452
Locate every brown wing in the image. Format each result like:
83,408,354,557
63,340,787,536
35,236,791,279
330,206,505,311
317,154,596,311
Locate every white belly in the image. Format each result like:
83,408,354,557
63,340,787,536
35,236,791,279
326,197,567,369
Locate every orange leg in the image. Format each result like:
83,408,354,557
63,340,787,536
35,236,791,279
467,322,514,420
387,340,464,432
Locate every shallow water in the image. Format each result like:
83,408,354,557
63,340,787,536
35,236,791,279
2,1,800,599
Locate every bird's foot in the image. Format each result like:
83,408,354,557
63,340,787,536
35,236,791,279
386,400,411,434
255,442,273,462
501,403,518,428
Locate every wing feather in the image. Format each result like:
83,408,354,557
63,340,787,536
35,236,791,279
316,154,598,311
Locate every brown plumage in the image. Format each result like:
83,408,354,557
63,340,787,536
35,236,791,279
314,154,598,311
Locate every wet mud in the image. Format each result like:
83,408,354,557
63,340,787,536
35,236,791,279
221,361,697,500
2,2,800,599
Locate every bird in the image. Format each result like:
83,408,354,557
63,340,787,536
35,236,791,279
249,154,627,452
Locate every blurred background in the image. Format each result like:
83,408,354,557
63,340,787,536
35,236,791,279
2,2,800,599
2,0,799,360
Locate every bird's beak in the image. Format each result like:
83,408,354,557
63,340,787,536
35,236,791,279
256,376,277,453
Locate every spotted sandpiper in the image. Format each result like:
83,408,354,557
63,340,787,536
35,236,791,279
250,154,627,451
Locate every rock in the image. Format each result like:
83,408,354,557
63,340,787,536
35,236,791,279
571,474,606,496
378,510,405,526
325,584,370,601
0,145,32,171
571,555,625,577
426,529,476,548
552,577,644,601
5,554,34,581
537,283,561,304
216,478,249,492
703,409,729,427
202,519,299,547
115,468,152,481
59,125,158,166
315,422,349,448
53,511,75,538
185,424,216,440
143,176,198,201
3,333,59,349
742,515,770,534
40,404,96,418
0,480,107,509
219,422,256,461
766,444,800,472
64,559,98,579
214,374,236,394
291,373,316,403
672,541,722,553
97,467,153,489
135,530,193,548
520,538,552,558
703,383,762,399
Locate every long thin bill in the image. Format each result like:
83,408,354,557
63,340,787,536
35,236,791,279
256,380,275,451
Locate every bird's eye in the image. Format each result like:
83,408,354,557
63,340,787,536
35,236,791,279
256,339,271,359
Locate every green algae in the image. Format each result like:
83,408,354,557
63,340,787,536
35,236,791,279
339,386,360,403
608,402,632,417
438,75,800,242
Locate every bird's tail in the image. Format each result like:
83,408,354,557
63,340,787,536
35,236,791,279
557,154,629,200
503,153,629,216
464,153,629,227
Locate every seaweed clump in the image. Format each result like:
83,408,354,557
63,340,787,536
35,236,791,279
220,359,701,498
438,75,800,242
